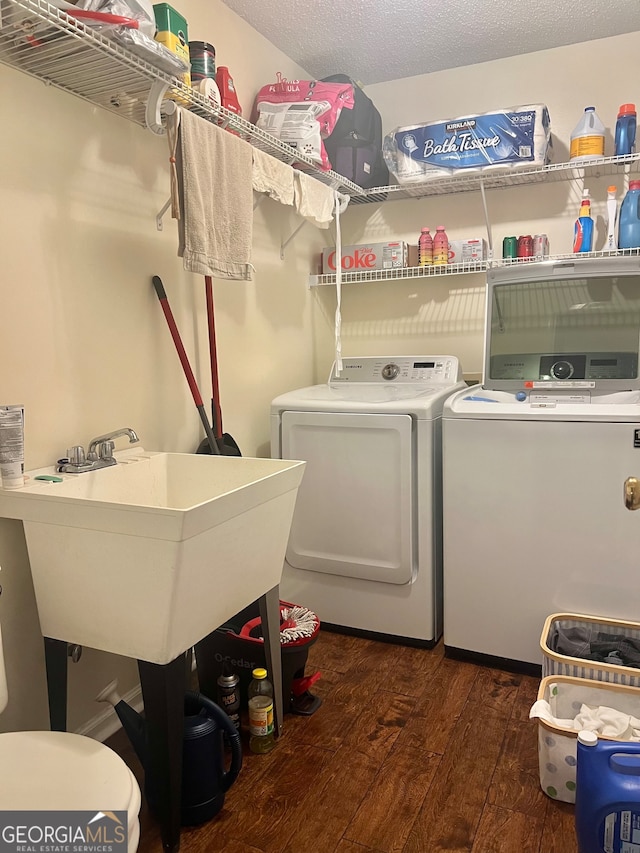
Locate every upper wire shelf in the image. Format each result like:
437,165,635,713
0,0,366,193
3,0,640,206
351,154,640,205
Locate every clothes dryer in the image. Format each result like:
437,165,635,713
271,356,464,646
443,258,640,671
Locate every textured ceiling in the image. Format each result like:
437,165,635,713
220,0,639,85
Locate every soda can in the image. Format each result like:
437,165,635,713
502,236,518,259
533,234,549,257
517,235,534,258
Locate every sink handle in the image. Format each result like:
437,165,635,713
99,441,115,460
67,446,86,466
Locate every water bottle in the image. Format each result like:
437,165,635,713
418,227,433,266
618,180,640,249
614,103,636,157
432,226,449,266
248,667,275,754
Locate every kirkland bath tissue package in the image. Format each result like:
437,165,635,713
383,104,552,184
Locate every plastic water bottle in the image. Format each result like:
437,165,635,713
575,730,640,853
432,226,449,266
248,667,275,754
570,107,605,161
618,180,640,249
418,227,433,266
615,103,636,157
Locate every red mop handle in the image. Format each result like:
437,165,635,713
205,276,224,440
152,275,204,407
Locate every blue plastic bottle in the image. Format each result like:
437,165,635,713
575,730,640,853
615,103,637,157
573,190,594,253
618,180,640,249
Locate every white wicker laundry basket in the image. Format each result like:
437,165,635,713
541,612,640,688
534,675,640,803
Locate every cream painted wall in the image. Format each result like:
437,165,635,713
312,31,640,380
0,0,327,733
1,9,637,737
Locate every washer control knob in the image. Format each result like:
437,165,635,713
515,391,527,402
551,360,574,380
381,363,400,381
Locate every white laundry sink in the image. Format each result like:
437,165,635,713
0,450,305,664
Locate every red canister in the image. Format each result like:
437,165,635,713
517,235,534,258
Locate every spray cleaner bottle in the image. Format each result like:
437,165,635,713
605,186,618,250
573,189,594,253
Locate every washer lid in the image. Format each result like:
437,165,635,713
443,384,640,421
271,355,465,415
272,381,466,416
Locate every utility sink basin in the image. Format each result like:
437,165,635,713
0,450,305,664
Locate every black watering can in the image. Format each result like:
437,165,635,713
97,680,242,826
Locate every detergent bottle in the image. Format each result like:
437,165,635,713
614,103,637,157
570,107,606,161
618,180,640,249
575,730,640,853
573,189,594,253
605,186,618,250
215,66,242,117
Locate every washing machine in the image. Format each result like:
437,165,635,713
270,355,465,646
443,257,640,671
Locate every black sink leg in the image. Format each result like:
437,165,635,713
43,636,68,732
138,654,185,853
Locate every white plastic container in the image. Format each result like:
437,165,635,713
531,675,640,803
570,107,605,161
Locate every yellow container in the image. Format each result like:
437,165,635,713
153,3,191,90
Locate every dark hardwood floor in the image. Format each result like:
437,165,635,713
107,630,578,853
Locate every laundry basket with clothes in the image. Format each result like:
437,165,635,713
540,612,640,688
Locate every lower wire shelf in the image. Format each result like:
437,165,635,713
308,249,640,287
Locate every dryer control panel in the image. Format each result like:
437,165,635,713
330,356,461,384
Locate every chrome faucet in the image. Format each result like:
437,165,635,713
57,428,139,474
87,427,139,457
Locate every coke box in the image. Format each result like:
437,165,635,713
447,238,488,263
322,241,408,274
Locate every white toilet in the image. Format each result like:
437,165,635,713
0,626,141,852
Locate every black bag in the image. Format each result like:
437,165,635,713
320,74,389,190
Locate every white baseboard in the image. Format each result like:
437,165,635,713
75,653,198,743
75,683,144,742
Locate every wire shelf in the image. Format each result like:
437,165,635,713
0,0,367,192
309,249,640,287
3,0,640,206
310,262,489,287
350,154,640,204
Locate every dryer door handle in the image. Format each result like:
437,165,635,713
624,477,640,511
